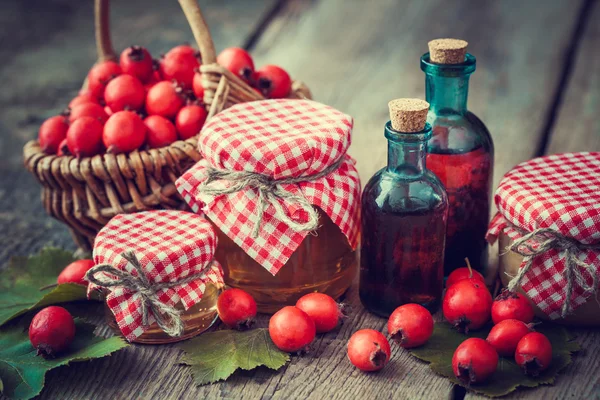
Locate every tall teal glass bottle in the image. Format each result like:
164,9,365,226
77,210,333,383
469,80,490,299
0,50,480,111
360,99,448,317
421,39,494,276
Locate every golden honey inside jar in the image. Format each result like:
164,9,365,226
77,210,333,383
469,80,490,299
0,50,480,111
105,283,221,344
214,209,357,313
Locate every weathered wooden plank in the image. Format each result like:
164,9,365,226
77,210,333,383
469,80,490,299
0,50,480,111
547,0,600,154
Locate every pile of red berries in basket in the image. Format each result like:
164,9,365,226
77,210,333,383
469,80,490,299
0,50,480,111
36,45,292,156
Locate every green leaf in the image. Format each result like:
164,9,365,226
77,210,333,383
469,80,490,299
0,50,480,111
409,322,581,397
178,328,290,385
0,248,89,327
0,318,128,400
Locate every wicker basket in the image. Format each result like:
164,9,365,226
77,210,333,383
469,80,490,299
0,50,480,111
23,0,311,251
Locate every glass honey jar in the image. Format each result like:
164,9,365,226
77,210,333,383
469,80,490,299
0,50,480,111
176,99,361,313
89,210,224,343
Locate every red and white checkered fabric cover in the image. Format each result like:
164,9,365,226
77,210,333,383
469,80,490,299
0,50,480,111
90,210,224,341
487,152,600,319
176,99,360,275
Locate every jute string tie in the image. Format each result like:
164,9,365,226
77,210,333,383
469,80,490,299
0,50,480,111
86,251,212,337
505,227,600,318
198,156,345,237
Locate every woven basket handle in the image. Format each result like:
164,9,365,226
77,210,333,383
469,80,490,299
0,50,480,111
178,0,217,64
94,0,116,62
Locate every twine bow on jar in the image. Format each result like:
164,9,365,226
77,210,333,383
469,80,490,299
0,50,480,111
506,227,600,317
86,251,212,337
198,156,345,238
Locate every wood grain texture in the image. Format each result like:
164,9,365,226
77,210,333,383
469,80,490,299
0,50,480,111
547,0,600,154
249,0,585,190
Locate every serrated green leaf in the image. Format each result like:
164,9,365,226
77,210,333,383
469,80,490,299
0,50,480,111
409,322,580,397
178,328,290,385
0,318,128,400
0,248,89,326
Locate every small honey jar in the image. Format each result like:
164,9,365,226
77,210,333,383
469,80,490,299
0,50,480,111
87,210,224,343
176,99,361,312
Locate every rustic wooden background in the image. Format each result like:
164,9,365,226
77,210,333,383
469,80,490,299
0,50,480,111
1,0,599,399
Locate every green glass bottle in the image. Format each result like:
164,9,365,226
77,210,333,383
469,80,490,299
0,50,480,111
421,39,494,276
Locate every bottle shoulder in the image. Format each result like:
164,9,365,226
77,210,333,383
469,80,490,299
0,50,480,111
427,110,494,154
362,168,448,214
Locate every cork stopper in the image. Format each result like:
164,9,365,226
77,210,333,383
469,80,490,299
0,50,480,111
388,98,430,132
428,38,468,64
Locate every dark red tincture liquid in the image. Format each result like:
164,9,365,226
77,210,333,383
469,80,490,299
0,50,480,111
426,141,492,275
359,200,446,317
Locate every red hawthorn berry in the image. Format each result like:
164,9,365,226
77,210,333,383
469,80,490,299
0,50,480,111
159,45,200,88
296,293,344,333
175,104,207,140
87,60,122,99
145,81,185,119
254,65,292,99
217,47,255,83
57,138,70,156
269,306,316,353
68,92,99,109
192,71,204,100
38,115,69,154
103,111,147,154
66,116,104,157
29,306,76,358
144,115,178,149
452,338,498,385
57,259,95,286
68,103,108,124
446,258,485,288
515,332,553,376
443,278,492,333
103,74,146,112
486,319,532,357
217,288,257,330
119,45,154,83
347,329,391,372
387,303,434,348
491,290,535,324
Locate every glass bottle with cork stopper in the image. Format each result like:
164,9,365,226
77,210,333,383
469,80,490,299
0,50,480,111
422,39,494,276
360,98,448,317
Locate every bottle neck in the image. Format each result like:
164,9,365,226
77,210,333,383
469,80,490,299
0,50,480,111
425,73,470,114
385,122,431,177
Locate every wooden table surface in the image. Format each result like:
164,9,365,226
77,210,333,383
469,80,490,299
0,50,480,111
1,0,599,399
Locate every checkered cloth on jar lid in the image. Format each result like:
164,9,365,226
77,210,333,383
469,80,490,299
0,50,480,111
176,99,361,275
487,152,600,319
87,210,224,342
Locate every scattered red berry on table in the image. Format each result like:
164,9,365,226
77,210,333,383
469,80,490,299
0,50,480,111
66,116,104,157
103,111,147,154
443,278,492,333
159,45,200,89
491,290,535,324
269,306,316,353
87,60,121,99
119,45,154,83
515,332,552,376
486,319,532,357
29,306,76,358
217,288,257,330
192,71,204,100
254,65,292,99
68,92,99,109
446,258,484,288
57,259,95,286
296,293,343,333
387,303,433,348
144,115,178,149
38,115,69,154
68,102,108,124
146,81,185,119
217,47,255,83
452,338,498,385
103,74,146,112
175,104,207,140
347,329,391,372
